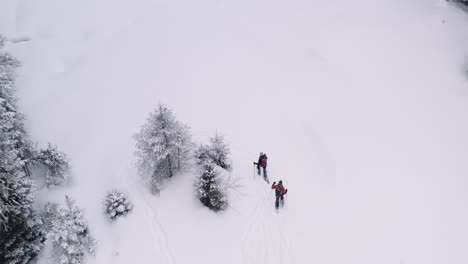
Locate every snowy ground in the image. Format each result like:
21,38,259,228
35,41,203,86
1,0,468,263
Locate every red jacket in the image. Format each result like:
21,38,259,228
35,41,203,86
271,183,287,195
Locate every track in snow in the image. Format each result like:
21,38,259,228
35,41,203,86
121,168,177,264
141,194,177,264
241,179,292,264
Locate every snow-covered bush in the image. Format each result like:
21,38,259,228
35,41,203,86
195,133,232,171
104,190,132,220
195,161,228,212
135,103,193,191
37,143,71,188
48,196,96,264
0,34,45,264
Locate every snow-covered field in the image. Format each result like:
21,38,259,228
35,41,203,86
1,0,468,263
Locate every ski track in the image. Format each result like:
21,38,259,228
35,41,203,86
241,197,262,264
121,168,177,264
143,199,177,264
241,178,292,264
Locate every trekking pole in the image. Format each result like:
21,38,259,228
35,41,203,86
252,162,255,181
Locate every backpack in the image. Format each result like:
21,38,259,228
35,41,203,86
275,187,282,197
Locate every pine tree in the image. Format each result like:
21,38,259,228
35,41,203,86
41,202,59,232
195,161,227,212
0,34,34,227
104,190,132,220
0,36,35,171
0,34,44,264
48,196,96,264
135,104,193,190
37,143,71,188
195,133,232,171
1,211,45,264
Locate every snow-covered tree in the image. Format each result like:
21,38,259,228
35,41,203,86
41,202,59,232
48,196,96,264
0,36,35,170
0,34,44,264
195,133,232,171
37,143,71,188
0,34,35,227
104,190,132,220
135,104,193,190
1,211,45,264
195,161,228,212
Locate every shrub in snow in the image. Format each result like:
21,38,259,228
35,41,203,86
105,190,132,220
195,161,228,212
48,196,96,264
135,103,193,190
0,34,45,264
37,143,71,188
195,133,232,171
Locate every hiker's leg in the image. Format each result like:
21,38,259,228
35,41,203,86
275,196,279,209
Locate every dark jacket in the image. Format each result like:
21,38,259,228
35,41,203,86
257,154,267,168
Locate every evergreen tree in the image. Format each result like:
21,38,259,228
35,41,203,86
135,104,193,190
48,196,96,264
1,211,45,264
104,190,132,220
0,36,35,171
41,202,59,232
0,35,44,264
37,143,71,188
195,133,232,171
195,161,227,212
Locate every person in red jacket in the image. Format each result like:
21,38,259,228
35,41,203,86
271,180,287,210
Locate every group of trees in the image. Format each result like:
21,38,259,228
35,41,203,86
0,35,45,264
0,35,95,264
1,30,234,263
135,104,234,212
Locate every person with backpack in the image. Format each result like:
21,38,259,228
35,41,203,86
254,152,268,182
271,180,287,210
